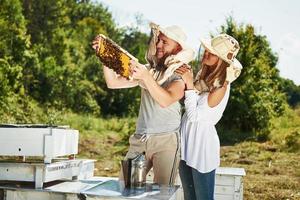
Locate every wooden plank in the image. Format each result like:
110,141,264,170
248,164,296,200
215,194,234,200
216,167,246,176
215,185,235,195
215,174,235,186
234,176,242,200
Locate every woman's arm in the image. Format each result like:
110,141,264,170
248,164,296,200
175,65,200,121
207,82,228,108
184,85,227,122
175,66,228,121
184,90,201,122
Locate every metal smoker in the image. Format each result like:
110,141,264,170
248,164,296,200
122,152,148,189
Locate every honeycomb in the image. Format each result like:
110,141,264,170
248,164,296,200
97,34,137,79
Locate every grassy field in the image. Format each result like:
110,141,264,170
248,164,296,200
221,142,299,199
61,109,300,200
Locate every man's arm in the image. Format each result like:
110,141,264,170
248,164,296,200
143,77,185,108
103,66,139,89
131,61,185,107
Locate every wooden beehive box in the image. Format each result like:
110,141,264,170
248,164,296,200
215,167,246,200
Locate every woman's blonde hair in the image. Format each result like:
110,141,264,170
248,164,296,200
194,58,229,93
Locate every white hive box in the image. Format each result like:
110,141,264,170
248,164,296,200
160,167,246,200
0,124,79,163
0,159,95,188
215,167,246,200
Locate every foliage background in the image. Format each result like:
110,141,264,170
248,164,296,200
1,0,300,132
0,0,299,199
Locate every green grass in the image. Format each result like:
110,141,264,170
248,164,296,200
59,109,300,199
269,108,300,152
61,112,136,176
220,108,300,199
221,143,300,200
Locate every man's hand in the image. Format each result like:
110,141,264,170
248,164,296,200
92,35,101,54
175,65,194,90
130,60,151,81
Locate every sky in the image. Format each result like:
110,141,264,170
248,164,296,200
98,0,300,85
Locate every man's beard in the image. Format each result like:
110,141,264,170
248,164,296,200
156,52,172,71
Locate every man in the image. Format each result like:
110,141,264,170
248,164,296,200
92,22,194,185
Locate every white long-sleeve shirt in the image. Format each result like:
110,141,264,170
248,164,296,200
180,85,230,173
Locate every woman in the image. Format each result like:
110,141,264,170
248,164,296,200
175,34,243,200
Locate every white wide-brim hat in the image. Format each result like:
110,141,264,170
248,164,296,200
142,22,195,87
200,34,243,83
149,22,193,53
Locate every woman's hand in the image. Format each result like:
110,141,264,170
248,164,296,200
130,60,151,81
175,65,194,90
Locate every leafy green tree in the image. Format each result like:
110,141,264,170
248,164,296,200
0,0,43,123
67,1,123,115
22,0,70,65
0,0,31,92
21,0,68,103
279,78,300,108
21,0,104,114
0,59,13,102
218,17,287,139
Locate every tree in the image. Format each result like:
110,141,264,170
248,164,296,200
279,78,300,108
21,0,106,114
0,0,31,92
218,17,287,139
0,0,42,123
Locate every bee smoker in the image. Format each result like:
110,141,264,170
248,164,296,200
121,152,148,189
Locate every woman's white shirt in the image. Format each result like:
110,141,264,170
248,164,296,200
180,85,230,173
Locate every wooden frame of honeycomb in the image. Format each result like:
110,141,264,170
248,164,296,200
96,34,138,79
